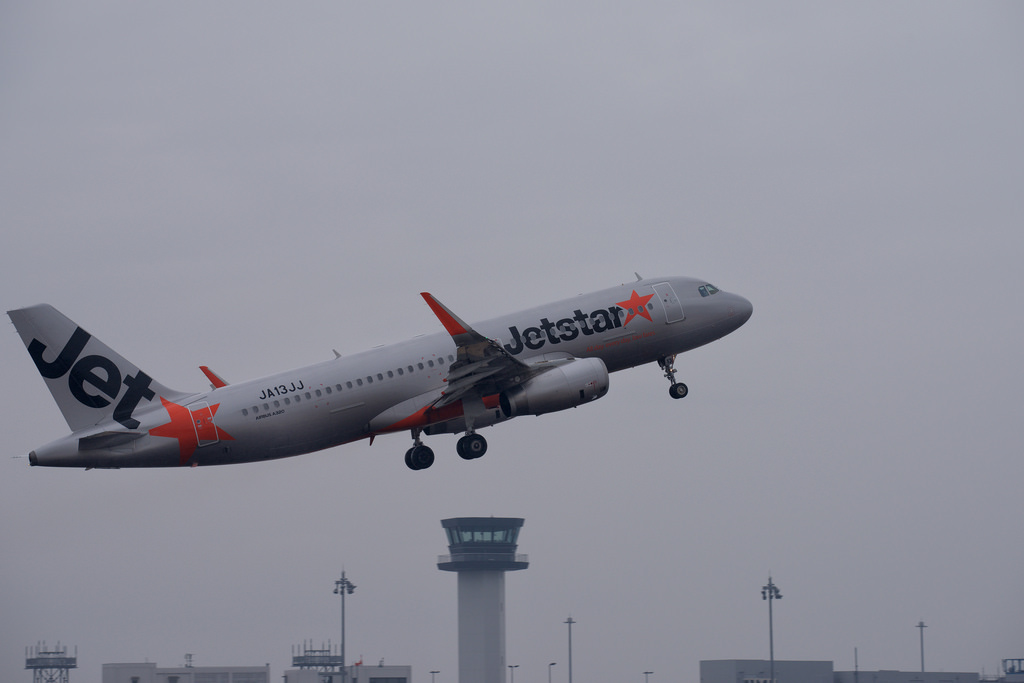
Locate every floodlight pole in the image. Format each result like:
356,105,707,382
762,576,782,683
917,621,927,672
334,570,356,681
549,663,557,683
644,671,654,683
565,617,576,683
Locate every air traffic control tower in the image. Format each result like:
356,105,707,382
438,517,529,683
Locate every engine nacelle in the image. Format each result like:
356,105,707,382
500,357,609,418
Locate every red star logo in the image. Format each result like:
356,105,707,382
616,289,656,326
149,397,235,466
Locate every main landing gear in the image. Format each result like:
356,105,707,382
456,433,487,460
405,443,434,470
405,429,488,470
659,354,689,400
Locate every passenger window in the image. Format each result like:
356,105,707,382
346,381,353,389
336,384,343,391
357,379,363,386
263,403,270,411
418,363,424,370
305,392,312,399
252,406,258,414
397,368,404,376
242,408,249,416
367,376,373,384
274,400,280,408
428,360,435,368
325,386,332,394
387,370,394,378
284,397,291,405
315,390,322,397
294,395,301,403
408,365,415,373
377,373,384,381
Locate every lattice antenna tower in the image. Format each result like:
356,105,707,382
26,642,77,683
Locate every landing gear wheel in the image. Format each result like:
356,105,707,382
659,355,688,400
405,444,435,470
457,433,488,460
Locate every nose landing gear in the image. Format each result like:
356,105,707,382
658,355,689,400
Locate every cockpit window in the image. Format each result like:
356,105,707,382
698,284,720,297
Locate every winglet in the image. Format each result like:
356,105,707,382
200,365,229,388
421,293,472,337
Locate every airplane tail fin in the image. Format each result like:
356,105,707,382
7,304,190,432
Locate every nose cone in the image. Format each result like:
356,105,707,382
731,294,753,327
717,293,752,336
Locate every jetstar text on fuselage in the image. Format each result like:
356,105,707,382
503,304,639,355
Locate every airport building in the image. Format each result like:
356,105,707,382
102,662,270,683
701,660,982,683
701,659,834,683
282,664,411,683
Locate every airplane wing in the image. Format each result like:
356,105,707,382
420,293,538,407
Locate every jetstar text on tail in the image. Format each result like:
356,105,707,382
502,291,655,355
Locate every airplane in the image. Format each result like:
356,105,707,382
7,275,752,471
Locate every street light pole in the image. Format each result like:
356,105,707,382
762,576,782,683
430,671,439,683
565,617,576,683
917,621,927,672
549,662,557,683
508,664,519,683
334,571,356,681
644,671,654,683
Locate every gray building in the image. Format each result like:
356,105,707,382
701,660,981,683
103,663,270,683
835,671,979,683
702,659,834,683
282,664,410,683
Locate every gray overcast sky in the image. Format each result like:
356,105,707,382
2,3,1022,683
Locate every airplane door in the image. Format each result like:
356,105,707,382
652,283,685,323
188,401,220,447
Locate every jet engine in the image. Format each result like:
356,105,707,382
499,357,609,418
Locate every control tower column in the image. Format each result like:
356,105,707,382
438,517,529,683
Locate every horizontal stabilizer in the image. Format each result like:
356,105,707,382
79,431,145,451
